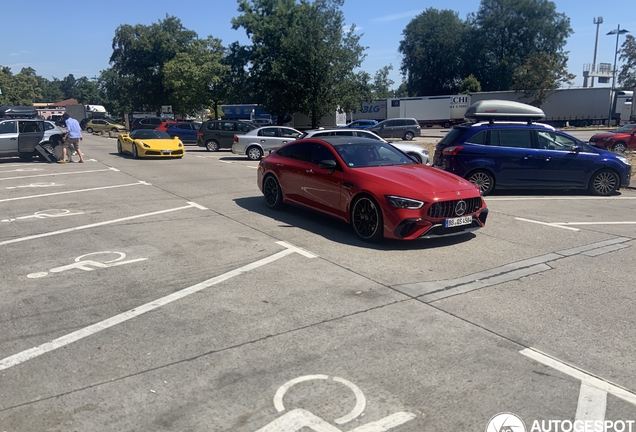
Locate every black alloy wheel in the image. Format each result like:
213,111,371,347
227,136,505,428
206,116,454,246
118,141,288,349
263,175,283,209
132,144,139,159
351,196,383,242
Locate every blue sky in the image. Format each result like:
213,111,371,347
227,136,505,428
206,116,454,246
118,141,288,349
1,0,635,93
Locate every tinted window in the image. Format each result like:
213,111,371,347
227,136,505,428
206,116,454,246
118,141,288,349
0,121,17,134
176,124,190,130
334,131,354,136
278,143,312,161
355,131,381,140
333,142,413,168
44,122,55,131
237,122,252,132
489,129,533,149
220,122,236,131
385,120,396,127
131,130,172,139
405,119,418,125
311,144,336,164
19,121,43,133
465,131,486,145
396,120,408,126
438,127,466,146
206,122,218,131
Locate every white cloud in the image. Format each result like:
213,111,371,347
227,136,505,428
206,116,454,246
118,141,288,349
371,10,420,22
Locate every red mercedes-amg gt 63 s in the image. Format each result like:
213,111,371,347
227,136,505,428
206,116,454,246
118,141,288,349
257,137,488,242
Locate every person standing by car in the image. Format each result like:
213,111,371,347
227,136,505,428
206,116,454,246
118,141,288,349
60,112,85,163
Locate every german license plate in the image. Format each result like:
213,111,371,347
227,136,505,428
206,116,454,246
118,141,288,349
161,149,171,154
445,216,472,228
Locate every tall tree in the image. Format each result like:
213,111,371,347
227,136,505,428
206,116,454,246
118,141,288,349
399,8,466,96
511,52,575,106
232,0,369,127
0,67,41,106
467,0,572,91
459,74,482,94
109,15,197,112
163,37,229,117
371,65,395,99
618,34,636,90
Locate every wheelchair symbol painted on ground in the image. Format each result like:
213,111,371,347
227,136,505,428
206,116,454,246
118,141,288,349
27,251,148,279
1,208,84,223
254,375,416,432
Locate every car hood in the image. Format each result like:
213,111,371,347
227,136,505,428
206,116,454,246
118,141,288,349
353,165,480,198
134,138,182,149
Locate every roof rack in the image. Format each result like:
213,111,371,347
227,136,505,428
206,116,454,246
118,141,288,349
0,105,39,119
464,100,545,124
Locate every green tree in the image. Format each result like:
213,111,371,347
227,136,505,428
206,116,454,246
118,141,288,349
109,15,197,112
459,74,482,94
164,37,229,117
467,0,572,91
60,74,77,100
37,77,65,103
618,34,636,90
511,52,575,106
371,65,395,99
399,8,467,96
97,68,135,118
0,67,41,106
232,0,369,127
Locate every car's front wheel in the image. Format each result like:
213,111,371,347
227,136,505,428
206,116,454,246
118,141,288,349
86,127,94,133
612,141,627,153
205,140,220,152
263,175,283,209
407,152,422,164
117,140,123,155
467,169,495,196
403,131,414,141
132,144,139,159
589,169,619,196
351,195,383,242
247,146,263,160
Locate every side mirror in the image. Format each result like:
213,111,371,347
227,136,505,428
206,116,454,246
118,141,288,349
571,145,582,153
318,159,337,171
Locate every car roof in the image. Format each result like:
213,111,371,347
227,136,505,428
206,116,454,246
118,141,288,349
300,136,388,146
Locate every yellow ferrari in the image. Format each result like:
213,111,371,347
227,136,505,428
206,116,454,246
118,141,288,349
117,129,185,159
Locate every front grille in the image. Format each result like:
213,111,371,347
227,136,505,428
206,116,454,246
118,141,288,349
427,197,482,218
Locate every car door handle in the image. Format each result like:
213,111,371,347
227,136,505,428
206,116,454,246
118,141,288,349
544,157,551,162
523,155,534,160
306,169,313,173
260,140,266,143
277,163,284,167
10,138,16,140
343,182,354,188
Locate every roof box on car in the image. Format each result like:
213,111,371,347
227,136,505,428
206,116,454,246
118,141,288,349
464,100,545,123
0,105,38,119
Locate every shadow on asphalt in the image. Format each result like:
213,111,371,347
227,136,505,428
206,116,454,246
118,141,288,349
234,196,477,250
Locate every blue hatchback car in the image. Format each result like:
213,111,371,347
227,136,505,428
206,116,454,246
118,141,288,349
432,100,632,196
165,122,201,144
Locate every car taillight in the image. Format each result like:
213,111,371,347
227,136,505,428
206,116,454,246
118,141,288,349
234,135,238,143
442,146,464,155
198,131,203,136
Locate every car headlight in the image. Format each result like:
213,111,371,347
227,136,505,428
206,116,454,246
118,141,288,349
616,156,630,165
385,195,424,209
603,137,613,142
178,142,183,147
139,141,151,148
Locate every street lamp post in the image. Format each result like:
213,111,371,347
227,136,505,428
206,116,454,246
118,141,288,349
607,25,630,126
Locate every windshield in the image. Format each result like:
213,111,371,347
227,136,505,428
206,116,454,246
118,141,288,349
333,142,415,168
132,130,172,139
612,124,636,133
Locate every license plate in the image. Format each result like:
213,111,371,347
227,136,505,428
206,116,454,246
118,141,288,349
445,216,472,228
161,149,171,154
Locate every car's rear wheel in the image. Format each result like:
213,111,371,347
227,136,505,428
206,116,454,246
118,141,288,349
467,170,495,196
206,140,220,152
111,128,119,132
612,141,627,153
589,169,619,196
403,131,414,141
247,146,263,160
263,175,283,209
86,127,93,133
443,122,451,129
351,195,383,242
132,144,139,159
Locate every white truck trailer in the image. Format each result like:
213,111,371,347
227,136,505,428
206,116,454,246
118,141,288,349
351,95,469,128
468,88,632,127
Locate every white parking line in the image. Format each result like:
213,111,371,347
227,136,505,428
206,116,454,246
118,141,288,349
515,217,580,231
516,218,636,230
520,348,636,408
0,167,119,181
0,181,150,203
0,242,317,371
0,201,206,246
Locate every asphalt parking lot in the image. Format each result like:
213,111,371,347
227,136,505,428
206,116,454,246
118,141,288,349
1,132,635,431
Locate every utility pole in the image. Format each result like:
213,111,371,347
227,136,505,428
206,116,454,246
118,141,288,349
591,17,603,87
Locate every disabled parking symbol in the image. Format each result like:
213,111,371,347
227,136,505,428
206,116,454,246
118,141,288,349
254,375,416,432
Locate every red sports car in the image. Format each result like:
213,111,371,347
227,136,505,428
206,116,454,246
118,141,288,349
588,124,636,153
257,137,488,242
